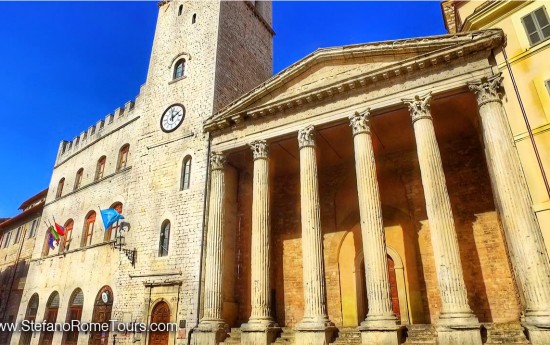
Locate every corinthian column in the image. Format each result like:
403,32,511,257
192,152,227,345
403,94,480,345
350,110,400,345
469,75,550,343
295,125,335,345
241,140,279,345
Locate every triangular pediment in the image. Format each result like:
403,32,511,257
205,29,503,132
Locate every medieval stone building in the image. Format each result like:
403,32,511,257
10,1,550,345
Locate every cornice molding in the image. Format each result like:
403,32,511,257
204,30,504,134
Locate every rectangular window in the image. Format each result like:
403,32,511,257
13,227,22,244
28,218,40,238
3,231,12,248
522,6,550,46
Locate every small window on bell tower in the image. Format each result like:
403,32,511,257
192,13,196,24
178,5,183,16
173,59,185,80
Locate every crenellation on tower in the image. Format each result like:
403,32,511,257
55,98,139,165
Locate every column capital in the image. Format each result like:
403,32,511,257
403,93,432,123
468,74,503,107
349,109,372,136
298,125,315,148
249,140,269,160
210,152,226,171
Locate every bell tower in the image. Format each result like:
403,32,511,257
118,0,273,337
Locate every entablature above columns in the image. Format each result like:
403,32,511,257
209,66,499,153
205,29,504,136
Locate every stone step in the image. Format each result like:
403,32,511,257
330,328,362,345
483,322,529,345
221,328,241,345
272,328,295,345
403,325,437,345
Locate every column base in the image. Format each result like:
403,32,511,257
295,319,336,345
359,317,402,345
241,320,280,345
523,323,550,345
436,324,481,345
190,320,228,345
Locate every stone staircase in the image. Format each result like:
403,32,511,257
222,328,241,345
220,323,531,345
330,327,362,345
272,327,296,345
483,322,529,344
402,324,437,345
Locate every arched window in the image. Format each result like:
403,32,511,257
19,293,39,345
59,219,73,253
117,144,130,172
74,168,83,190
159,220,170,257
178,4,183,16
173,59,185,80
56,178,65,199
192,13,197,24
181,155,192,190
42,230,52,257
39,292,59,345
63,289,83,345
105,202,123,241
95,156,106,181
81,211,96,247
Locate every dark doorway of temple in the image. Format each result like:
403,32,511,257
387,256,400,320
149,301,170,345
89,286,113,345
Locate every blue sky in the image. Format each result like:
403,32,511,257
0,1,445,217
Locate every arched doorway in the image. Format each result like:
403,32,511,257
338,231,408,326
89,286,113,345
63,289,83,345
19,293,39,345
149,301,170,345
39,292,59,345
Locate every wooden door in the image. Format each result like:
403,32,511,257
387,256,400,319
65,306,82,345
89,304,112,345
40,308,58,345
149,302,170,345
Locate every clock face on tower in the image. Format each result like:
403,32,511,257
160,104,185,132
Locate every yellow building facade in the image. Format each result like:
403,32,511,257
442,0,550,254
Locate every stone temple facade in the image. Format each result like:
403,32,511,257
9,1,550,345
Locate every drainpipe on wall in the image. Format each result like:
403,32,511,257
501,46,550,199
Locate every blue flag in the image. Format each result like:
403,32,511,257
100,208,124,230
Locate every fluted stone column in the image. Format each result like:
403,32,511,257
192,152,228,345
349,110,401,345
469,74,550,343
241,140,280,345
295,125,335,345
403,94,481,345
